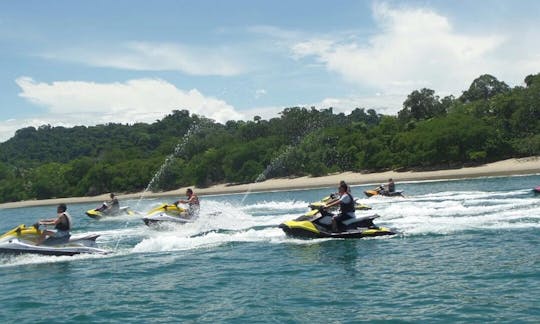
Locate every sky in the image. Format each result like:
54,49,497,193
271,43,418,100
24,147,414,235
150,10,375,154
1,0,539,142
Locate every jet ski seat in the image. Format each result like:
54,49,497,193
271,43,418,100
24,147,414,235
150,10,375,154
342,214,380,226
42,235,71,246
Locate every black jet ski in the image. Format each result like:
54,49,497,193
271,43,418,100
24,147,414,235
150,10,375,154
142,203,196,226
85,203,135,219
0,224,108,256
364,186,404,198
279,208,395,239
308,194,371,211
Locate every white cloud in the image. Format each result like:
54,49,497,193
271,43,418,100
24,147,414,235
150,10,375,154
41,41,245,76
315,94,403,115
292,2,514,98
0,77,244,141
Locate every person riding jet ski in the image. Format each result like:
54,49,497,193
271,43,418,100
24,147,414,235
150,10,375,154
95,193,120,214
324,182,355,232
36,203,72,245
143,189,200,226
174,188,200,219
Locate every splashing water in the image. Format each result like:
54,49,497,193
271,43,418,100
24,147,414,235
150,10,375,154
137,123,202,205
116,123,203,251
240,145,295,204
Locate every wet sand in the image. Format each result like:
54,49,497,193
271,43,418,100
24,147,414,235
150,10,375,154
1,156,539,209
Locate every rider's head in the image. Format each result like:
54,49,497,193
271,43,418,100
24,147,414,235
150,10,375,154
110,193,115,198
339,183,348,193
186,188,193,196
57,203,67,213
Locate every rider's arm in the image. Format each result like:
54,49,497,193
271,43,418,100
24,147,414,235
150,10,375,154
325,199,340,209
39,217,58,225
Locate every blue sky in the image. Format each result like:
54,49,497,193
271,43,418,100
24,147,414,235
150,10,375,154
1,0,539,141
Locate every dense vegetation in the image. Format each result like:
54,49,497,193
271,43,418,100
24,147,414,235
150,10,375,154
0,73,539,203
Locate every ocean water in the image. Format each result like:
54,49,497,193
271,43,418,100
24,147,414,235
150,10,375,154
1,175,539,323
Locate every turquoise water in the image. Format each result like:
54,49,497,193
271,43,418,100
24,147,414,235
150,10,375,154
1,175,539,323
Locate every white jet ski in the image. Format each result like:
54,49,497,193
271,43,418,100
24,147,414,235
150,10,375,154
0,224,108,256
142,204,197,226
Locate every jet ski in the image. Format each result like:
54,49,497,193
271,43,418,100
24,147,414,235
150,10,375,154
534,186,540,194
0,224,108,256
142,203,196,226
308,194,371,211
364,186,404,198
85,204,135,219
279,208,395,239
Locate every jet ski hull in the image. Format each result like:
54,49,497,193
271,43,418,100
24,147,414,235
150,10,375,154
279,221,395,239
0,239,108,256
143,214,194,226
279,211,396,239
0,225,108,256
364,190,404,198
143,204,195,226
86,206,134,219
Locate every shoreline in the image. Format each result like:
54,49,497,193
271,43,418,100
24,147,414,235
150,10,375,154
1,156,539,209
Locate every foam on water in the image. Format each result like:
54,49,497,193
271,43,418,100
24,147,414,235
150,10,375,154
372,189,540,235
2,182,539,267
128,187,539,252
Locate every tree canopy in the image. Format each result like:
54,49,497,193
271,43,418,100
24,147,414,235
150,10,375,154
0,73,538,203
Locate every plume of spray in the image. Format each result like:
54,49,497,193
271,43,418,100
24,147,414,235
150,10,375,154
239,118,325,205
115,122,205,251
136,122,203,207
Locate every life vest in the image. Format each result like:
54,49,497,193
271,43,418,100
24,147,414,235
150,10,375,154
339,193,355,214
54,212,72,231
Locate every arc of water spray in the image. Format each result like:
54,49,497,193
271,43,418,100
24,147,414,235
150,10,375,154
239,121,324,205
240,145,295,205
136,123,202,207
115,123,204,251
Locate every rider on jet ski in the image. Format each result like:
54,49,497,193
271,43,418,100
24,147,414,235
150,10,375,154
174,188,200,218
324,183,355,232
36,203,72,245
96,193,120,214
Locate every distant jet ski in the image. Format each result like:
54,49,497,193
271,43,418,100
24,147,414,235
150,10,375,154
85,204,135,219
0,224,108,256
308,194,371,211
279,208,395,239
142,204,196,226
534,186,540,194
364,186,404,198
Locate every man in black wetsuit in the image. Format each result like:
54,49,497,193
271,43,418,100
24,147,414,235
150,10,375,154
36,203,72,245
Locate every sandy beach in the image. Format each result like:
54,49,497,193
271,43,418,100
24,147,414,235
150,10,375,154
1,156,539,209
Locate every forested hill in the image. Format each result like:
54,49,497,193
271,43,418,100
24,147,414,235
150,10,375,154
0,73,539,203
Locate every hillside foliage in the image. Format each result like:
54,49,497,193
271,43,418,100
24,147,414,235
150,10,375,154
0,73,539,203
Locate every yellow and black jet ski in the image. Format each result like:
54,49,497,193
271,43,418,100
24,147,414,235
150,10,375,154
0,224,108,256
308,194,371,211
279,208,395,239
364,186,404,198
142,203,195,226
85,203,135,219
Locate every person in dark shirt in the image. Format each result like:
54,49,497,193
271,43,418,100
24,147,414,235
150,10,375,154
36,203,72,245
106,193,120,214
325,183,355,232
387,178,395,193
